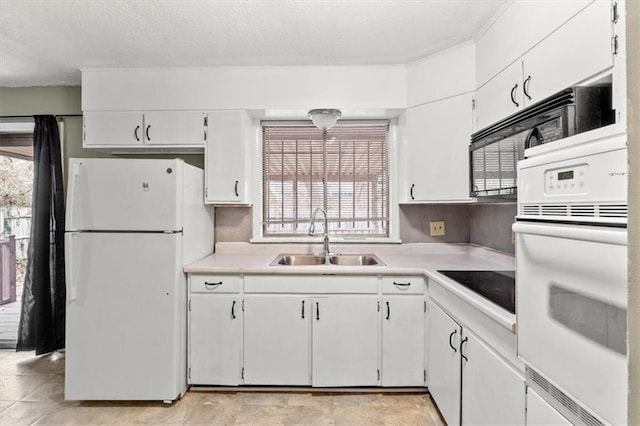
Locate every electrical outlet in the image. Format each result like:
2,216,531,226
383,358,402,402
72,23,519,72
430,220,446,237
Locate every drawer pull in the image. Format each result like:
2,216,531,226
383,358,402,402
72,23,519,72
393,281,411,287
231,300,236,319
386,301,390,320
205,281,223,288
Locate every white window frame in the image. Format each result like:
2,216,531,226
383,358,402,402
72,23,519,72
250,119,400,243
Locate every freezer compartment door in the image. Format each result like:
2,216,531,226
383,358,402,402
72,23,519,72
65,232,185,400
66,158,183,231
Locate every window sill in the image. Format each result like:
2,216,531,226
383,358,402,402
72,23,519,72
249,237,402,244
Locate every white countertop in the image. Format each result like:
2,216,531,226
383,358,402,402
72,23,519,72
185,242,516,332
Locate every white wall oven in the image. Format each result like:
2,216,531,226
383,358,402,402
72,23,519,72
513,134,627,426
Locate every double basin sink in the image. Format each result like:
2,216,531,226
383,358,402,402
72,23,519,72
271,253,385,267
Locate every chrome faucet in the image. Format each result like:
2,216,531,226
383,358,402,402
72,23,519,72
309,207,331,259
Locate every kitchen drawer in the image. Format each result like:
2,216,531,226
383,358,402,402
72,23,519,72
382,276,425,294
190,275,242,293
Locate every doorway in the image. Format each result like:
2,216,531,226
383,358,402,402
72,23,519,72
0,121,34,349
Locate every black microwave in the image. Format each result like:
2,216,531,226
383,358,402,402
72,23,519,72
469,86,614,198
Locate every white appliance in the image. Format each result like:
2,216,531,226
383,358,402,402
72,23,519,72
513,134,628,426
64,158,213,401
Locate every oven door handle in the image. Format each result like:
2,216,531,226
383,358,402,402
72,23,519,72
512,222,626,245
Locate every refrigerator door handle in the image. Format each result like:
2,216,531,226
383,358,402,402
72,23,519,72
66,233,78,302
67,161,82,228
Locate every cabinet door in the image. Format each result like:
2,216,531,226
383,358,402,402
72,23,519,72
189,294,242,385
143,111,207,146
474,61,523,131
243,295,311,385
526,387,572,425
205,111,248,203
427,301,461,426
312,296,379,387
404,93,474,202
83,112,144,147
522,0,613,107
382,296,425,386
461,330,526,425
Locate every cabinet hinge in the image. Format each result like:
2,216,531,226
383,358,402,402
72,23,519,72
204,116,208,127
241,367,244,380
205,187,208,198
611,35,619,55
242,300,245,311
612,2,619,23
471,98,476,110
188,299,191,311
377,301,380,312
424,370,426,382
188,367,191,380
424,300,427,313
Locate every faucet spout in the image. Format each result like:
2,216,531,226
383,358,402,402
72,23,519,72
309,207,331,259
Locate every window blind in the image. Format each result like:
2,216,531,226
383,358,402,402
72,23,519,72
262,123,389,237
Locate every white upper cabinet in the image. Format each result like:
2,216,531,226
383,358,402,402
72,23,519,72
474,0,615,131
402,93,473,203
475,1,593,87
83,111,206,151
401,42,475,203
205,110,252,204
143,111,208,146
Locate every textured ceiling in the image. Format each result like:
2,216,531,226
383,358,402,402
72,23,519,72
0,0,506,87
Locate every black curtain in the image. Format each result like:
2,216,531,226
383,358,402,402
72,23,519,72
17,115,66,354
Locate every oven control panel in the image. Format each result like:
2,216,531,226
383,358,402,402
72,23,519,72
545,164,588,195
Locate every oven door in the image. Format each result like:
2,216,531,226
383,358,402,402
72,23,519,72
513,222,627,425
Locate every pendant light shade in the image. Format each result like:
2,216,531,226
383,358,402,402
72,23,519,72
308,109,342,129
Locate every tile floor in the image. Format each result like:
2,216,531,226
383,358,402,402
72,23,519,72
0,350,445,425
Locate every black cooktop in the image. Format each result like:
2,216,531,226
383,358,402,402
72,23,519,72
437,270,516,314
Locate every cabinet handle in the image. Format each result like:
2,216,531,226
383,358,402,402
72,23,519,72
393,281,411,287
204,130,207,141
410,183,415,200
234,180,239,197
301,300,305,319
510,84,519,107
231,300,236,319
146,125,151,141
316,302,320,321
134,125,140,141
449,330,458,352
204,281,222,289
386,301,390,320
460,336,468,362
523,76,532,100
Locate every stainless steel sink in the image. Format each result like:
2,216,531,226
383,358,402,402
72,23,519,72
271,253,385,267
270,254,326,266
329,254,385,266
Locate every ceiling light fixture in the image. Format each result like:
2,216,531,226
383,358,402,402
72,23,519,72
308,109,342,130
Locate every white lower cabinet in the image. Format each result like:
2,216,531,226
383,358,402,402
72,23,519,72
188,294,242,385
526,387,572,425
428,301,462,425
428,300,525,425
243,295,310,385
312,296,379,387
461,330,525,425
382,296,425,386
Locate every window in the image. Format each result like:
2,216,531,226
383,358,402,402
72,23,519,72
262,123,389,237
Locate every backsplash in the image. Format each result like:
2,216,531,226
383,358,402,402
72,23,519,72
215,203,516,255
470,203,517,254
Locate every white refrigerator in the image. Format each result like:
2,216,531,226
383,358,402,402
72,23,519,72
64,158,213,401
